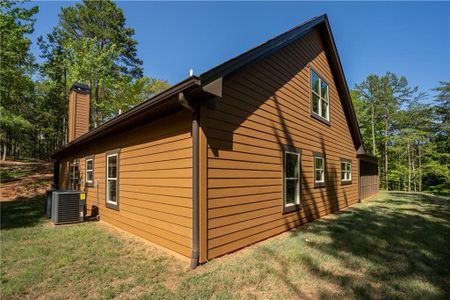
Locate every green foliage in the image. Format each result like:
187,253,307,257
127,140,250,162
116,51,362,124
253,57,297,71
0,1,38,159
353,77,450,194
0,169,26,181
433,81,450,128
0,0,38,109
37,0,169,128
56,0,143,78
1,0,169,160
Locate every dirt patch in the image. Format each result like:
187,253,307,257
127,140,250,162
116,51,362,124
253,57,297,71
1,160,52,201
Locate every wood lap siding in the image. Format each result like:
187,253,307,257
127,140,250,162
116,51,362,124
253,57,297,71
68,92,89,141
57,27,363,262
74,93,89,138
206,29,359,259
359,160,379,200
58,110,193,258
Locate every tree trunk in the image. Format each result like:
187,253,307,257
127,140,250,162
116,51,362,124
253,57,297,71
2,143,6,161
11,140,15,159
371,103,377,155
33,132,37,159
418,146,422,192
95,82,99,128
407,142,411,192
412,146,416,192
398,152,402,191
384,120,389,191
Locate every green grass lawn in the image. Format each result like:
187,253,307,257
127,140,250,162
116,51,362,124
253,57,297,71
1,192,449,299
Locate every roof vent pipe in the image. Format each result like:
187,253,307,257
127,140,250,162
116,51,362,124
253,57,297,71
189,69,194,76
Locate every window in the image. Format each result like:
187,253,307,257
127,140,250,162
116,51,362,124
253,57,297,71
341,160,352,183
310,70,329,121
106,149,119,210
85,156,94,186
283,148,301,213
314,154,325,187
70,159,80,190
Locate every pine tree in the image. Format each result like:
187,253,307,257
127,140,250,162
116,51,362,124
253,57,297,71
38,0,169,136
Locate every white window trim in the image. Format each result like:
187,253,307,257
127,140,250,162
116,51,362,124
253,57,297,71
311,70,330,121
314,156,325,184
70,159,79,190
284,151,301,208
106,153,118,205
85,158,93,184
341,161,352,182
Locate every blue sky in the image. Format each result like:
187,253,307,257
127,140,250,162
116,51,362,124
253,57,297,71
26,1,449,99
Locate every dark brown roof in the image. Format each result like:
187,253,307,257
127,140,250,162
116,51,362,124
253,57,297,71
70,82,90,94
54,14,365,158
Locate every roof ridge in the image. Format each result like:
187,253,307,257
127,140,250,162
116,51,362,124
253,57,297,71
200,14,327,83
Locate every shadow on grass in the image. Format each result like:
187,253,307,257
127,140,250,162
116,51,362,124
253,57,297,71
1,195,45,229
258,193,450,298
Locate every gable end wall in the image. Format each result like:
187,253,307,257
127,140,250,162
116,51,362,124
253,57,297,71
205,29,359,259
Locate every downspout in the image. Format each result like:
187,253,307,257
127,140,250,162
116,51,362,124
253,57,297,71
178,92,200,269
358,158,361,203
191,108,200,269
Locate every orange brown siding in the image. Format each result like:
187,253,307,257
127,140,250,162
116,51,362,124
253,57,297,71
68,91,90,142
59,110,193,258
205,29,359,259
359,160,379,200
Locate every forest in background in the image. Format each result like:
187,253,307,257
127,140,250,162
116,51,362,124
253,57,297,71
1,1,449,194
1,0,169,161
352,76,448,194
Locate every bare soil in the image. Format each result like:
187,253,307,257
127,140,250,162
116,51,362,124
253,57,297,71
0,160,52,201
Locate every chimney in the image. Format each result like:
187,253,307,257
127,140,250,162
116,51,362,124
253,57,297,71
68,82,90,143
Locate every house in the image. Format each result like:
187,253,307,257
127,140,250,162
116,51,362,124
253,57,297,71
53,14,379,267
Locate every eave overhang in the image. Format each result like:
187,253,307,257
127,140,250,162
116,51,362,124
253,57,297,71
54,14,366,158
53,76,215,158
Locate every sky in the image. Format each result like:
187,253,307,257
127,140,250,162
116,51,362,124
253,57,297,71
25,1,450,99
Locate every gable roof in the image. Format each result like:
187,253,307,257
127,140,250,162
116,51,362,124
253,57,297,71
54,14,364,158
200,14,363,150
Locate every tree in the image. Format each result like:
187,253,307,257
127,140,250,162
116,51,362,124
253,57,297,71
354,72,424,190
0,0,38,159
433,81,449,128
56,0,143,78
0,0,170,160
350,90,371,149
354,75,382,155
353,76,450,194
426,81,450,193
38,0,169,145
38,0,143,128
378,73,420,190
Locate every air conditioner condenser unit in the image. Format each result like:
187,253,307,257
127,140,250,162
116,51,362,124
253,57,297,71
51,191,86,225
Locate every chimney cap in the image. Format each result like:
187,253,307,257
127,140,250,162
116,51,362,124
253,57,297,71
70,82,90,94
